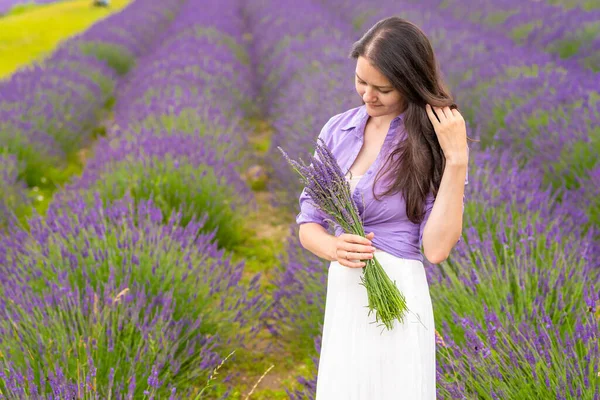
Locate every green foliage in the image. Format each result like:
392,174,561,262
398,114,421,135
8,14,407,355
78,41,137,75
434,231,587,338
432,176,597,344
457,63,558,141
72,157,250,250
436,312,598,399
0,199,263,398
547,21,600,58
510,22,537,42
351,10,378,32
551,125,600,190
483,10,514,26
131,108,238,146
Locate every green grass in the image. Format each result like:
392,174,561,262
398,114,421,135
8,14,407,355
0,0,131,79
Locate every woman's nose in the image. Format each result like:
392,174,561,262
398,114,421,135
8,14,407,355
363,87,377,103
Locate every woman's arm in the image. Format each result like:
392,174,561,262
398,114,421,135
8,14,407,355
422,104,470,264
421,158,468,264
298,223,338,261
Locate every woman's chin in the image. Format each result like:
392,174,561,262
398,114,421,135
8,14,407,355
366,107,385,116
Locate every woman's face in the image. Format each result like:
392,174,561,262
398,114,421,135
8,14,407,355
355,56,404,117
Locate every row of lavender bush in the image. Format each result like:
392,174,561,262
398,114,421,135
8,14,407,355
0,0,267,398
244,0,359,351
256,0,599,398
0,0,58,15
0,48,116,223
425,0,600,72
549,0,599,10
0,1,251,398
0,0,184,224
71,0,258,251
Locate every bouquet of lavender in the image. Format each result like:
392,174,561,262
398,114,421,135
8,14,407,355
279,138,420,332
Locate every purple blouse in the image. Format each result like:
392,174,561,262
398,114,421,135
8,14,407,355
295,104,469,263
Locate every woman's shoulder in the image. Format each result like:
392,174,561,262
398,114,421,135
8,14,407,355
330,104,364,126
320,104,365,138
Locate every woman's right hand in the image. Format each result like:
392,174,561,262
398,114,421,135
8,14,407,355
333,232,376,268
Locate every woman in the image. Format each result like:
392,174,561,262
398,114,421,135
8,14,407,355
295,16,473,399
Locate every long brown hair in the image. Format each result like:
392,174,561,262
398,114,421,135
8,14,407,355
349,16,476,225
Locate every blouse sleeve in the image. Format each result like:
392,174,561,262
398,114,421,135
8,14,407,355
419,151,470,245
295,116,336,230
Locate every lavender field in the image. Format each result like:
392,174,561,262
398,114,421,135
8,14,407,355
0,0,598,398
0,0,56,15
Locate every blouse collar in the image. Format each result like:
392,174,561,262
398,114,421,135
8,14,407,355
340,104,407,138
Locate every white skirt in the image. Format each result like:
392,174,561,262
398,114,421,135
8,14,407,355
315,250,436,400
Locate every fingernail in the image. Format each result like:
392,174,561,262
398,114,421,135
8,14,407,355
371,247,376,251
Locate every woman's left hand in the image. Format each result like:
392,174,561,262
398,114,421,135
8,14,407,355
425,104,468,165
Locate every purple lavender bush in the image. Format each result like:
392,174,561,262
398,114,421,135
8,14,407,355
414,0,600,71
0,55,116,183
108,0,254,170
111,32,251,165
252,0,358,210
504,5,600,72
0,0,185,196
264,229,328,350
490,90,600,193
65,0,186,75
563,163,600,251
0,193,264,398
50,132,254,250
428,147,598,334
0,115,65,190
0,153,30,226
435,305,599,399
285,334,322,400
550,0,600,10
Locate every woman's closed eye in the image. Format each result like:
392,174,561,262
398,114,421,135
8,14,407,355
358,80,392,94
